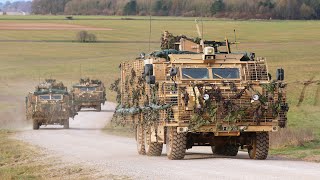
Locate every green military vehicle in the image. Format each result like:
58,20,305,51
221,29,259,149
71,78,106,112
112,31,289,160
26,79,77,130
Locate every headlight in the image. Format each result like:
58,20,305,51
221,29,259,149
203,94,209,101
252,94,259,101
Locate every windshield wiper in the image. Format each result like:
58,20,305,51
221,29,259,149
214,73,224,79
183,74,193,79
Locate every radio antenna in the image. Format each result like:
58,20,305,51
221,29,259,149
38,69,40,84
234,29,238,49
148,0,152,52
80,64,82,79
201,17,204,40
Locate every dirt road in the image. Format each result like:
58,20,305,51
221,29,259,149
17,102,320,180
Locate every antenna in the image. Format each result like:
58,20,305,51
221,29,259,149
201,17,204,40
38,69,40,84
148,0,152,52
234,29,238,49
80,64,82,79
195,19,202,38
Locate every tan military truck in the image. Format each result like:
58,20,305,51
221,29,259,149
71,78,106,112
26,79,77,130
112,31,289,160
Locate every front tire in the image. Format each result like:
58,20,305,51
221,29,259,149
166,127,187,160
63,119,69,129
144,126,163,156
76,106,81,112
33,119,39,130
96,105,101,112
136,124,146,155
248,132,269,160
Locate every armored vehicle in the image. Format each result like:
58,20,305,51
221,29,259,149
71,78,106,112
112,31,289,160
26,79,77,130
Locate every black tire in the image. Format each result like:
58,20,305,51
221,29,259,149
211,145,225,155
76,106,81,112
63,119,69,129
248,132,269,160
144,127,163,156
166,127,187,160
224,144,239,156
211,144,238,156
136,124,146,155
33,119,39,130
96,105,101,112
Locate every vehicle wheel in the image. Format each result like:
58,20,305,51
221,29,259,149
223,144,239,156
33,119,39,130
96,105,101,112
63,119,69,129
248,132,269,160
136,124,146,155
166,127,187,160
144,126,163,156
211,145,225,155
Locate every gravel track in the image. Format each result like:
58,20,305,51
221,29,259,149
17,102,320,180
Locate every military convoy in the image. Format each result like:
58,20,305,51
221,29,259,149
71,78,106,112
112,31,289,160
26,79,77,130
26,78,106,130
25,29,289,161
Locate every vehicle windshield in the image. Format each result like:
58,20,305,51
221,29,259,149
39,95,50,100
51,95,63,100
212,68,240,79
39,94,62,101
182,68,209,79
80,87,96,91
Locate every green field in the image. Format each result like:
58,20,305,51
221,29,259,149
0,15,320,160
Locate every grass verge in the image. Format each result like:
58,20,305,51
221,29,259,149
0,130,126,179
103,121,134,138
0,130,44,179
269,128,320,162
270,141,320,162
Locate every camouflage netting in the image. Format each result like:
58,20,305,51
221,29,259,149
160,31,201,50
187,81,288,131
110,67,172,128
80,78,102,85
35,79,68,95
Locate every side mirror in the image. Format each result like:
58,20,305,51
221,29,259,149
276,68,284,81
140,52,145,59
249,52,255,60
146,75,156,84
170,67,177,77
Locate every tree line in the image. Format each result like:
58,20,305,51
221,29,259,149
0,1,32,13
31,0,320,20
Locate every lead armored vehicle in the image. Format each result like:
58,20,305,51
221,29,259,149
112,31,289,160
71,78,106,112
26,79,77,130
